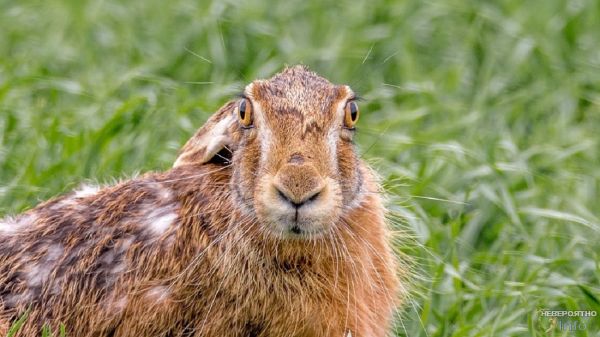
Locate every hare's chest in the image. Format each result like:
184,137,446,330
238,270,347,337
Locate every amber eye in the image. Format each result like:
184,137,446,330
344,101,359,129
238,98,253,127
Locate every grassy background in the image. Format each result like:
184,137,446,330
1,0,599,335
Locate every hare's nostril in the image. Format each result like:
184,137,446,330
307,190,320,203
277,189,293,204
276,188,303,208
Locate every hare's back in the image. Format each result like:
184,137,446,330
0,164,231,330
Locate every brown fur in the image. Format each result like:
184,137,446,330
0,66,403,337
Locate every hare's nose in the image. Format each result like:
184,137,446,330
273,164,324,208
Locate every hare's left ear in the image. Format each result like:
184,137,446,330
173,101,238,167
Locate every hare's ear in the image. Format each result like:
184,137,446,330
174,101,238,167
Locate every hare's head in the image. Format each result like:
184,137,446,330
175,66,364,239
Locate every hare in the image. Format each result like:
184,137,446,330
0,65,403,337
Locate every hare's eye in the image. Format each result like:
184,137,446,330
344,101,359,129
238,99,253,127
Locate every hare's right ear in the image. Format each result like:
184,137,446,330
173,101,238,167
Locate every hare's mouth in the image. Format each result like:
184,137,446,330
263,219,333,239
254,175,343,239
286,224,328,238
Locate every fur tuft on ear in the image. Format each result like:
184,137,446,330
174,101,238,167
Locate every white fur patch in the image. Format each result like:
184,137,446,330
259,125,273,167
121,237,134,250
51,184,99,210
0,218,15,234
145,286,170,303
145,182,172,201
328,93,349,169
24,244,63,288
25,262,53,287
0,214,36,234
18,214,35,229
114,295,128,311
157,187,172,201
144,205,178,236
106,294,128,313
46,244,63,261
3,292,31,307
110,262,126,274
327,127,339,167
251,98,273,167
74,184,99,198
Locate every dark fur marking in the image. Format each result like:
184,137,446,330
244,320,264,337
301,120,323,139
105,326,117,337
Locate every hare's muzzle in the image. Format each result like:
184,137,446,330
273,163,324,209
256,161,342,238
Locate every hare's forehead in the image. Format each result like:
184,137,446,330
246,82,353,127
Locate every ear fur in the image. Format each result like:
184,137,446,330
173,101,238,167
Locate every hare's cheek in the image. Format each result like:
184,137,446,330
336,143,362,204
232,143,261,203
253,175,282,217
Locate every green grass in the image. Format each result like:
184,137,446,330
1,0,599,336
